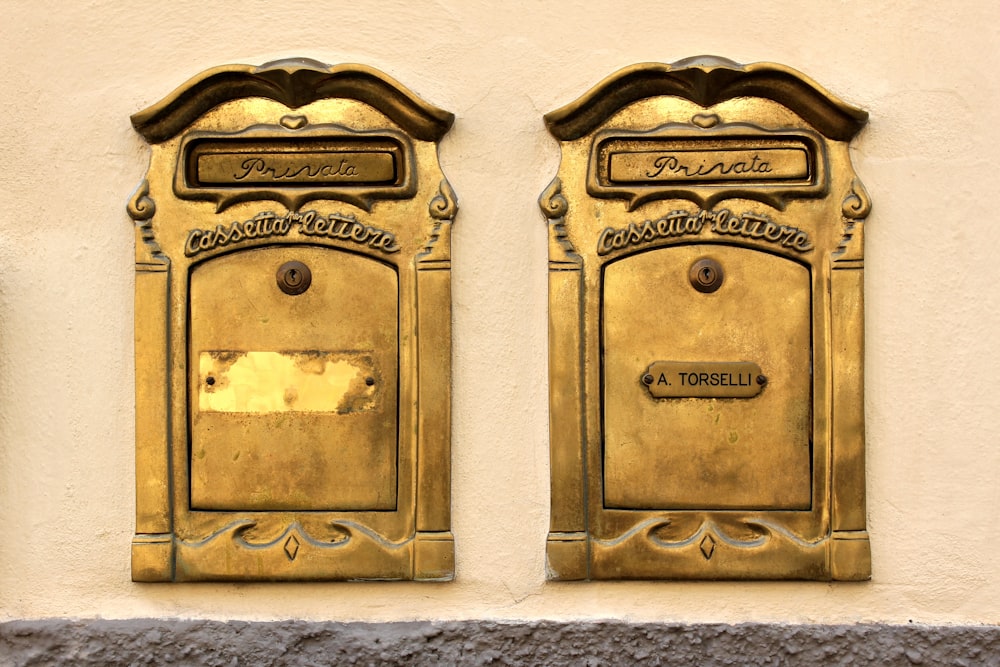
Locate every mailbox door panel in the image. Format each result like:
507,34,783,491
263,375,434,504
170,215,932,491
602,243,812,510
188,244,398,511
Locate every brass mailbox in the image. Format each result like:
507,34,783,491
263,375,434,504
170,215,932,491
542,57,871,580
127,59,456,581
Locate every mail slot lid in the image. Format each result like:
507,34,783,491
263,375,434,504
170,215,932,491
602,244,812,510
188,245,398,511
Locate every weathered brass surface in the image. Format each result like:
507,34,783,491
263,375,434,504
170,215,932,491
128,59,456,581
542,57,871,580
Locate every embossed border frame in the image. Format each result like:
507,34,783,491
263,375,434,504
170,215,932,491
542,56,871,581
128,59,457,582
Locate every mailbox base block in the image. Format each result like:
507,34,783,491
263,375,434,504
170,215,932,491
414,531,455,581
830,531,872,581
131,535,172,583
546,533,588,581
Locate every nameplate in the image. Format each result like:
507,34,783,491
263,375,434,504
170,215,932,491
600,138,813,186
608,147,809,184
175,130,415,212
643,361,764,399
588,129,826,210
188,139,402,187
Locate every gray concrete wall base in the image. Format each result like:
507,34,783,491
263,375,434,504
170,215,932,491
2,620,998,666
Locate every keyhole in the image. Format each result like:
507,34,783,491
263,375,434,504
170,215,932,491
277,261,312,295
690,257,723,293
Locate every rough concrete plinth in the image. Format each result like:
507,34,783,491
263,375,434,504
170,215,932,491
2,620,998,666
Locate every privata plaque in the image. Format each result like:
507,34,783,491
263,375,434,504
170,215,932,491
542,57,872,580
128,59,456,581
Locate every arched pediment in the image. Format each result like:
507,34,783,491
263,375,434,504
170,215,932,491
132,58,454,143
544,56,867,141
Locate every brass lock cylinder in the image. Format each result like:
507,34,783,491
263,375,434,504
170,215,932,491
276,260,312,295
689,257,723,293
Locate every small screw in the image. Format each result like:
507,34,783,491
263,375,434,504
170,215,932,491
365,377,375,386
206,376,216,386
756,375,767,386
642,374,654,385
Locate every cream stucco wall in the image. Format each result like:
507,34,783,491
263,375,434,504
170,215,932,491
0,0,997,625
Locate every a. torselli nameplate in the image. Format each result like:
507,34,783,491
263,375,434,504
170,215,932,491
128,59,456,582
542,57,872,581
642,361,764,399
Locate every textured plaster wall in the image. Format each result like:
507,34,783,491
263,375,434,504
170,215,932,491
0,0,997,626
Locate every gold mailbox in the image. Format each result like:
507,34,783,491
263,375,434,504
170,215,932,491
542,57,871,580
127,59,456,581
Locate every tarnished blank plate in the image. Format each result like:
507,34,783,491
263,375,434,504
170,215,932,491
602,243,812,510
198,350,378,413
188,244,398,512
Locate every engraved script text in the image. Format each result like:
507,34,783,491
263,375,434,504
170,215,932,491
646,153,773,179
185,210,400,257
234,157,360,180
605,145,810,185
596,209,813,255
